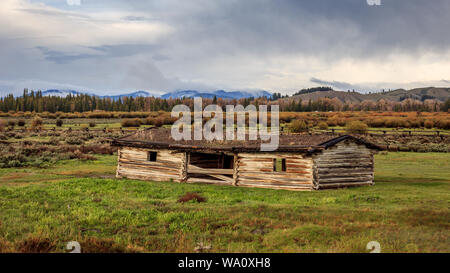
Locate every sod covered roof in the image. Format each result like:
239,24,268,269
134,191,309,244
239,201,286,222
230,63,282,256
112,128,381,153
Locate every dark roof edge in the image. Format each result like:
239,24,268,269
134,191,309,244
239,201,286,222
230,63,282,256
111,138,323,153
318,135,382,150
111,130,381,152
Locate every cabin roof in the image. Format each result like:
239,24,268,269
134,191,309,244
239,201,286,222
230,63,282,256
112,128,381,153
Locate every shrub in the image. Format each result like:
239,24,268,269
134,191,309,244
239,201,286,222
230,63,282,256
8,120,16,127
424,120,434,129
70,150,96,161
327,117,345,127
367,118,385,128
317,121,328,130
435,119,450,130
79,144,115,155
384,118,408,128
66,137,83,145
31,116,43,130
153,117,165,127
289,120,308,133
86,112,114,119
89,122,96,128
0,119,6,132
18,119,26,127
121,118,141,127
345,120,368,134
177,192,206,203
408,119,421,128
56,119,63,127
145,116,177,127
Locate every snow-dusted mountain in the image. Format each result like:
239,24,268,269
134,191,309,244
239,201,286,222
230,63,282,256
39,89,272,100
99,91,155,100
41,89,156,99
161,90,272,99
42,89,89,97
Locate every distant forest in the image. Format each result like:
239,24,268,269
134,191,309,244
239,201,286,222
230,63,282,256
0,89,449,113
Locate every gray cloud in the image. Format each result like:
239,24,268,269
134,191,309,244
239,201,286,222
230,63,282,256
310,77,450,93
35,46,98,64
148,0,450,59
310,77,370,92
35,44,160,64
1,0,450,96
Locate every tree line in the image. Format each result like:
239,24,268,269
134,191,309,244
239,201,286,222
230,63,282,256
0,89,449,113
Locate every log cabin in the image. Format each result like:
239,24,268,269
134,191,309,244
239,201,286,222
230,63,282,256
112,128,381,191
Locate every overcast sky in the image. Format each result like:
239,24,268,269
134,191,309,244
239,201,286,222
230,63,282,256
1,0,449,96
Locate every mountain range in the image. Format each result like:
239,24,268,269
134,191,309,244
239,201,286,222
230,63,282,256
288,87,450,103
161,90,272,99
40,89,272,100
34,87,450,103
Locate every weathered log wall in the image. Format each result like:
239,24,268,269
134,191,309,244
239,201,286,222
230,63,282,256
236,152,315,191
313,140,374,189
116,147,184,182
115,140,375,191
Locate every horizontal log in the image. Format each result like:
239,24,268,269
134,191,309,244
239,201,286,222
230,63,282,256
207,174,234,183
118,164,180,174
237,153,307,159
118,170,179,180
238,176,313,184
187,167,234,175
118,161,180,171
187,177,232,185
318,176,373,183
237,182,314,190
285,164,314,169
316,162,373,168
285,170,312,175
238,171,312,180
317,172,373,179
119,158,180,168
117,172,180,182
238,162,272,168
317,167,373,174
120,156,183,165
318,181,373,189
118,164,180,176
238,158,274,163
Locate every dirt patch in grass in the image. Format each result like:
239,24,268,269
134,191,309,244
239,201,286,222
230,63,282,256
0,239,14,253
177,192,207,203
143,232,194,252
16,236,56,253
78,237,139,253
395,208,450,229
0,172,32,183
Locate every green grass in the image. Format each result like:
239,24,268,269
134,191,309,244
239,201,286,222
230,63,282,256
0,153,448,253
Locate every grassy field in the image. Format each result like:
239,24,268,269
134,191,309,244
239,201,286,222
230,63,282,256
0,152,448,253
